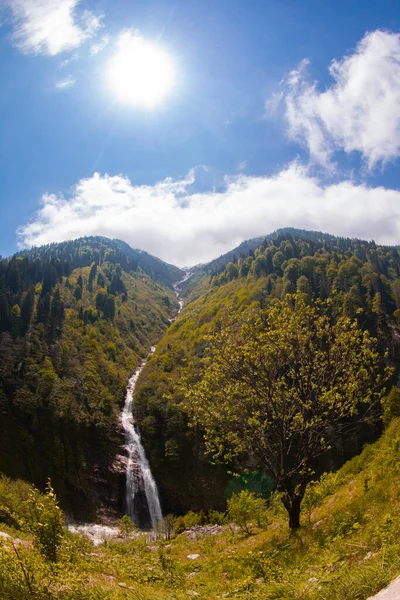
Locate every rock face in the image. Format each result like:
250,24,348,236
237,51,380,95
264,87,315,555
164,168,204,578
368,576,400,599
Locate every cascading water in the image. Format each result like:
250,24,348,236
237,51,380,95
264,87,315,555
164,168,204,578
122,347,163,529
122,270,193,528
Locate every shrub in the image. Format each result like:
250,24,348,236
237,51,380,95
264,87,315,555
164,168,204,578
155,514,176,540
227,490,267,535
118,515,137,538
173,516,186,536
382,386,400,428
182,510,203,528
24,481,64,562
208,510,227,525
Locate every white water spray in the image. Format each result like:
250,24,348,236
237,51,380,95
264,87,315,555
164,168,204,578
122,347,163,528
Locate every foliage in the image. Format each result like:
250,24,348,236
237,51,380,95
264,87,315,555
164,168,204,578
118,515,137,538
227,490,267,535
133,229,400,516
181,294,389,528
0,237,180,518
381,386,400,427
4,420,400,599
24,480,64,562
155,514,176,540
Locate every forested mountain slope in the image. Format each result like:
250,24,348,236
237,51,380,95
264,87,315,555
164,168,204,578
133,229,400,514
0,237,183,519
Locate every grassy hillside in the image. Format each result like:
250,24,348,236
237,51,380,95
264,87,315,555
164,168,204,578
2,417,400,599
133,230,400,514
0,238,182,519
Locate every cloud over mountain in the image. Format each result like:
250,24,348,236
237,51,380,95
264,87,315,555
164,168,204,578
19,164,400,266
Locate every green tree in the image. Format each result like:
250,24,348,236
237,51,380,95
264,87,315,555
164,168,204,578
103,295,116,320
11,305,22,339
227,490,267,535
95,288,107,310
182,295,388,529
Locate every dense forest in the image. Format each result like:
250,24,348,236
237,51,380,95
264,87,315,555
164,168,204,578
0,237,182,519
2,228,400,519
133,228,400,514
3,229,400,599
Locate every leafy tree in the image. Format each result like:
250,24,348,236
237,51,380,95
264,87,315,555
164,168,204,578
95,288,107,310
25,480,64,562
11,305,22,339
382,386,400,428
73,285,82,301
227,490,267,535
182,295,388,529
20,288,35,335
103,295,116,321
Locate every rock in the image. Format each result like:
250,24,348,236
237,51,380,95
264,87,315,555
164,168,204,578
359,550,377,564
187,572,198,578
187,592,200,597
118,582,127,588
147,545,158,552
0,531,31,548
185,525,224,540
187,553,201,560
367,576,400,599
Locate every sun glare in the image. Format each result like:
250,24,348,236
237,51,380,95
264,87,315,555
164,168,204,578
106,33,175,107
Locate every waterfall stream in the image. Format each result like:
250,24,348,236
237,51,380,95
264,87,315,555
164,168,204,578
122,346,163,529
122,270,193,528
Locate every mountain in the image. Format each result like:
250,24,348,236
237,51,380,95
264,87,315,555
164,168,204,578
0,237,183,519
3,227,400,520
15,236,183,289
132,228,400,514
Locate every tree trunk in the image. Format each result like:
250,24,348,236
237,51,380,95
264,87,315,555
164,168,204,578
288,495,302,529
282,492,303,529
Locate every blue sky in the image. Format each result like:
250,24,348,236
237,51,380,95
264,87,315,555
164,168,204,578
2,0,400,265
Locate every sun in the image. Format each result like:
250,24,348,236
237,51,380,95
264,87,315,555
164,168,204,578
106,33,175,107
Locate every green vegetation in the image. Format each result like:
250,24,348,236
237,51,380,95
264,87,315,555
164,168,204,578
0,237,182,518
133,229,400,514
2,417,400,598
181,294,388,528
4,229,400,598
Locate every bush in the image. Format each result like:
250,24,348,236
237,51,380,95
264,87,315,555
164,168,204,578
155,514,176,540
118,515,137,538
227,490,267,535
208,510,227,525
173,516,186,536
24,481,64,562
382,386,400,428
182,510,203,528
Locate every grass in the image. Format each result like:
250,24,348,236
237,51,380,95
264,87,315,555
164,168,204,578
2,418,400,599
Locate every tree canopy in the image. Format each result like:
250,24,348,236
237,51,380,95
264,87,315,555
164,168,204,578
181,295,389,528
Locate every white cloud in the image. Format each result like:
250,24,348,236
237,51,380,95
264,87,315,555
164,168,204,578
90,34,109,56
55,75,75,89
5,0,102,56
17,164,400,266
59,53,78,67
285,30,400,170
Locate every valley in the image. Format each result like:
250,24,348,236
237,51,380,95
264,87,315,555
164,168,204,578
2,228,400,598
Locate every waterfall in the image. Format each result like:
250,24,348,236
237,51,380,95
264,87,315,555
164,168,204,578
122,270,193,528
121,346,163,529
